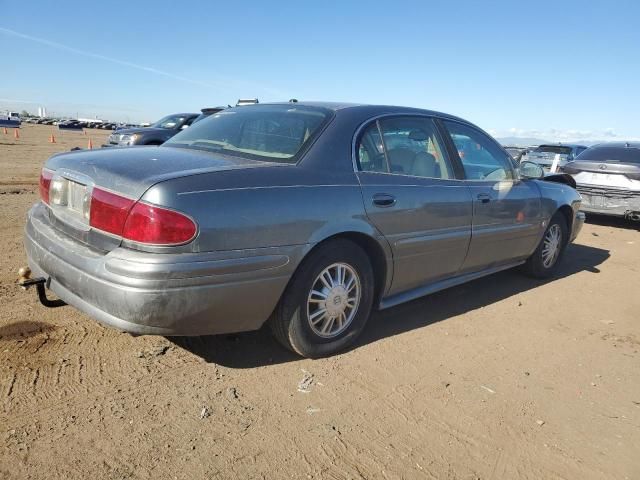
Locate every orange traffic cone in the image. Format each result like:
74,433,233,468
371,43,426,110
49,134,56,143
87,138,93,149
14,129,19,139
2,127,7,134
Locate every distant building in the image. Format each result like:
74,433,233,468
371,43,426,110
38,107,47,118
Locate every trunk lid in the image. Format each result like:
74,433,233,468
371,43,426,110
42,146,276,251
46,145,269,199
563,160,640,187
564,160,640,184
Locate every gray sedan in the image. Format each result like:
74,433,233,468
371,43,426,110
23,102,585,357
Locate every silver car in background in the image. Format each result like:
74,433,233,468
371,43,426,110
562,142,640,221
528,144,588,172
22,102,585,358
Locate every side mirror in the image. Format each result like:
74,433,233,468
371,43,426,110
518,161,544,180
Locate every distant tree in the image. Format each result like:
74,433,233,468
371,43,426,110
20,110,32,117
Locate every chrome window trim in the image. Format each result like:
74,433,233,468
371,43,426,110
354,170,467,184
351,113,459,182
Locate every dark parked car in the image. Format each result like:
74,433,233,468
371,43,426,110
23,102,584,357
562,142,640,221
527,144,588,172
105,113,198,146
58,120,83,131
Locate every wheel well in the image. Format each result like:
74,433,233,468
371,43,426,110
557,205,573,244
310,232,388,306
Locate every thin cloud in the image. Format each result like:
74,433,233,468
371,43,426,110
497,127,640,143
0,27,266,93
0,97,39,104
0,96,143,113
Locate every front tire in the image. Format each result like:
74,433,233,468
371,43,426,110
522,213,568,278
269,239,374,358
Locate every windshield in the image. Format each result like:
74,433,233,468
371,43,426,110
151,114,189,129
533,145,573,155
165,105,332,163
576,145,640,164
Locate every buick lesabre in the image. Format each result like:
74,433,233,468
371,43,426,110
22,102,585,357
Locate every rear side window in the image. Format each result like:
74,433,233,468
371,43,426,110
442,121,514,181
357,116,452,179
576,146,640,164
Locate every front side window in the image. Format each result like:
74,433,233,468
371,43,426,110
357,116,452,179
165,105,331,163
443,121,514,181
151,114,189,129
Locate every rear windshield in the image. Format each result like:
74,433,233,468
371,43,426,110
576,146,640,164
533,145,573,155
165,105,332,163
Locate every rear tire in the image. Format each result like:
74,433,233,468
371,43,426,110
269,239,374,358
522,213,568,278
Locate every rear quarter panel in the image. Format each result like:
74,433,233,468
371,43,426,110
140,166,383,253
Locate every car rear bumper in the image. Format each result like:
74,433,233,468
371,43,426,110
24,203,303,336
577,184,640,217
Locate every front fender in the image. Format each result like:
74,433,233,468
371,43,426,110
534,179,582,231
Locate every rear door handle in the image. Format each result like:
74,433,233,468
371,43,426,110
372,193,396,207
477,193,491,203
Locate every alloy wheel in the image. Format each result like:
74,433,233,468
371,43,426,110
306,262,361,338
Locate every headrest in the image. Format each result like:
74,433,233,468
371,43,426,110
408,129,428,141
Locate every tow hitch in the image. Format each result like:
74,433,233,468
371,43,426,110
17,267,66,308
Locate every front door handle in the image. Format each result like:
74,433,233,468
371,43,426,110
477,193,491,203
372,193,396,207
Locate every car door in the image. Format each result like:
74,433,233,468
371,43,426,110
439,120,542,273
356,115,473,295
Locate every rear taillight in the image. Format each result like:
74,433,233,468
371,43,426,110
89,188,135,236
39,169,53,204
89,188,197,245
122,202,197,245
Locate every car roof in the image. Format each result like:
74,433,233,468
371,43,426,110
588,141,640,149
258,101,470,122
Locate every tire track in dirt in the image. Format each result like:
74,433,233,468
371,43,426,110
0,314,196,420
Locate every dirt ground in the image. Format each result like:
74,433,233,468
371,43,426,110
1,124,639,479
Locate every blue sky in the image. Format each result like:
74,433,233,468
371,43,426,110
1,0,638,142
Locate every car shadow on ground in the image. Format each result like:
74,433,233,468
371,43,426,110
169,243,610,369
585,213,640,231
